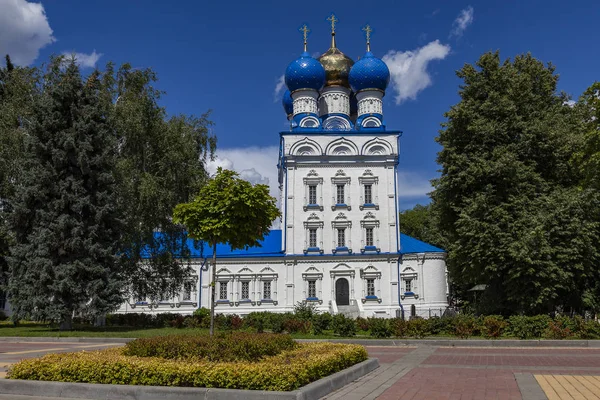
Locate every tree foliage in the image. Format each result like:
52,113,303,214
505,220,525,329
399,204,444,249
173,168,281,334
8,58,124,328
433,52,599,315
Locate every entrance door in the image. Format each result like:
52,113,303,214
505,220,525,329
335,278,350,305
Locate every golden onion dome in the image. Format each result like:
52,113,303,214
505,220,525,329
318,33,354,88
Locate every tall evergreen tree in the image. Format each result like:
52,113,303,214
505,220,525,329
432,52,599,315
8,58,124,329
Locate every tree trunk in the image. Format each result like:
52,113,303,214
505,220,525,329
209,242,217,336
59,314,73,331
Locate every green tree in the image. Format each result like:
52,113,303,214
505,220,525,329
432,52,598,315
399,204,444,249
8,57,125,329
574,82,600,190
101,63,216,303
0,55,38,288
173,168,280,335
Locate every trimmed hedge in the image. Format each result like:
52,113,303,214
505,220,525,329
123,332,297,362
8,343,368,391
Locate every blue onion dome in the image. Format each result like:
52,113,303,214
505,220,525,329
282,89,293,115
285,52,326,92
349,51,390,93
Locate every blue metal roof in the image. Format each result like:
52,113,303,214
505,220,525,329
399,233,445,253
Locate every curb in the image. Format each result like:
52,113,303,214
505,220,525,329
0,336,598,347
0,358,379,400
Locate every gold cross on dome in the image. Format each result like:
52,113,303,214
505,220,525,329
327,13,338,34
362,24,372,51
299,24,310,50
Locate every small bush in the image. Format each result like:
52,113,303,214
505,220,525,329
269,313,292,334
391,318,409,337
9,343,368,391
573,317,600,339
428,316,454,335
507,315,551,339
453,314,479,339
293,302,319,321
245,312,269,333
193,307,210,324
482,315,507,339
284,318,311,334
0,311,8,321
369,318,393,338
355,317,370,332
408,318,431,338
124,332,297,362
544,316,572,340
331,314,356,337
312,313,332,335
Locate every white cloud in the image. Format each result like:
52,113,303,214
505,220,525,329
397,171,434,199
62,50,103,68
207,146,281,227
450,6,474,38
383,40,451,104
564,99,576,107
274,74,286,102
0,0,55,66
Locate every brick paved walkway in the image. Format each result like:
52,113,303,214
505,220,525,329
325,346,600,400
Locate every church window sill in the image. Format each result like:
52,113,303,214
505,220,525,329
304,204,324,211
304,247,324,254
400,292,419,300
305,297,323,305
361,246,380,254
331,203,351,211
362,296,382,304
332,246,351,254
359,203,379,211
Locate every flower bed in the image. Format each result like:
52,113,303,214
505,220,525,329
7,342,368,391
123,332,297,362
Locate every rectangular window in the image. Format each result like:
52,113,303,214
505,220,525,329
241,281,249,300
183,285,192,301
337,228,346,248
308,280,317,298
364,184,372,204
336,184,345,204
405,279,412,292
366,227,374,246
263,281,271,300
367,279,375,297
309,185,317,204
219,281,228,300
309,228,317,247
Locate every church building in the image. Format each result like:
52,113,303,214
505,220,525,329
116,16,448,319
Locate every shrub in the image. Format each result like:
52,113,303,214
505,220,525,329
408,318,431,338
453,314,479,339
269,313,292,334
293,301,319,321
428,316,454,335
482,315,507,339
391,318,409,337
544,316,572,340
124,332,297,362
284,318,311,334
245,312,269,333
218,314,243,331
169,314,186,329
573,317,600,339
507,315,551,339
369,318,393,338
331,314,356,337
106,312,156,328
312,313,332,335
9,343,368,391
356,317,370,332
193,307,210,324
0,311,8,321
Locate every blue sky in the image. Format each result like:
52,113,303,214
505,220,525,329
1,0,599,210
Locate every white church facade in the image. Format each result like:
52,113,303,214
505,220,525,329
115,17,449,319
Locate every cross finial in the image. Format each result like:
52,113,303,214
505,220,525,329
362,24,372,52
327,13,338,34
299,24,310,52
